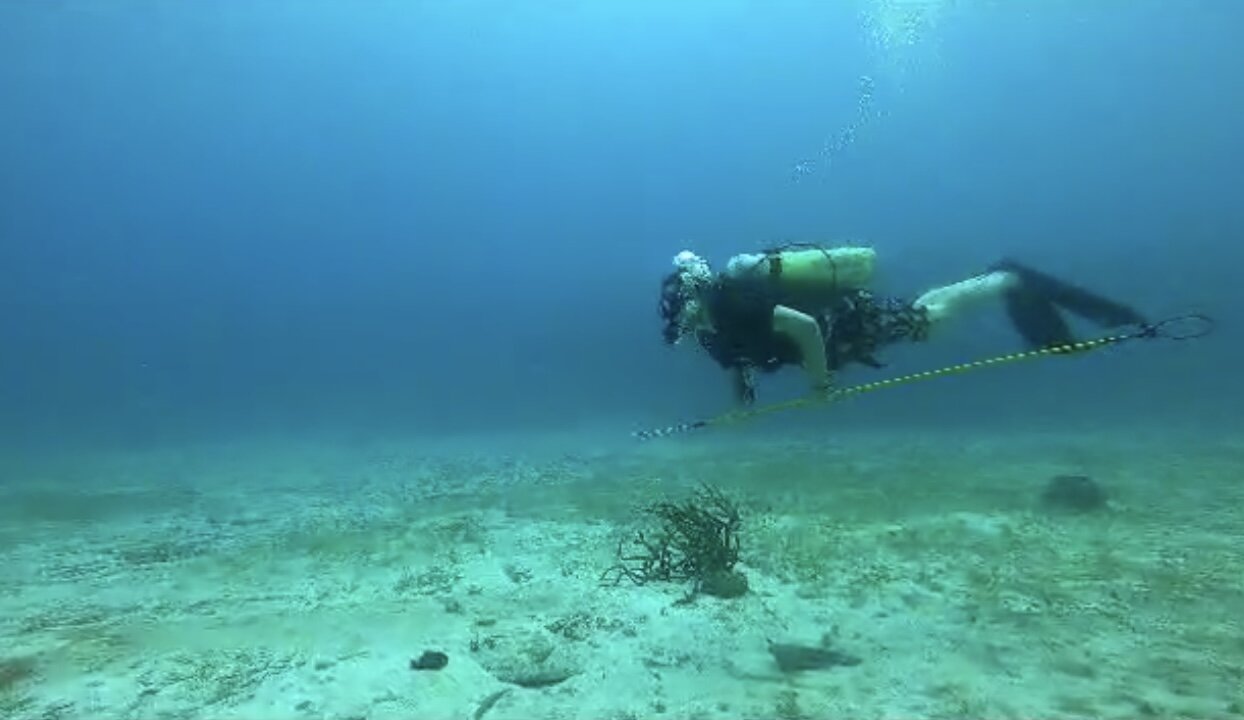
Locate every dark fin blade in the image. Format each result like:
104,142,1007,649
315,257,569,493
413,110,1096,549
1004,287,1076,349
991,259,1147,328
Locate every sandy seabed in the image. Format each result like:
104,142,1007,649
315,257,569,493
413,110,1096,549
2,424,1242,719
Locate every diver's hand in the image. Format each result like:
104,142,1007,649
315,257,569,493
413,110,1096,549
731,366,757,406
809,372,835,402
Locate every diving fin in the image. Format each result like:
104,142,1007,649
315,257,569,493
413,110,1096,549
1004,287,1077,350
990,259,1147,328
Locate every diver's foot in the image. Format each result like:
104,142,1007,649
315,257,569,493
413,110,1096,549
991,258,1147,328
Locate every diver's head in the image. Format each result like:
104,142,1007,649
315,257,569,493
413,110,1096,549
658,250,714,345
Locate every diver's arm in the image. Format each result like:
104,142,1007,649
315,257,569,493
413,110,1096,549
730,366,756,406
772,305,832,394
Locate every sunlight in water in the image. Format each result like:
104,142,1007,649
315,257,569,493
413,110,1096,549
865,0,948,55
861,0,950,86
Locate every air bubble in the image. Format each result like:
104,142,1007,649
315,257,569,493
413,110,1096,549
790,74,878,183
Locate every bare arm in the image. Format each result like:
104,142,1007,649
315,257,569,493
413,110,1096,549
772,305,831,393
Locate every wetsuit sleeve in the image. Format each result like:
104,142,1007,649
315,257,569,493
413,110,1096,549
697,280,782,369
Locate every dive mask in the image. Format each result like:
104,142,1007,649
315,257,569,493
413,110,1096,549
659,250,713,344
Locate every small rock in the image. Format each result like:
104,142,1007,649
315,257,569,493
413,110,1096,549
767,640,861,673
410,650,449,671
473,628,582,688
1042,475,1107,512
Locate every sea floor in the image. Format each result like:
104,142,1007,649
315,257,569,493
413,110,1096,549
2,425,1242,719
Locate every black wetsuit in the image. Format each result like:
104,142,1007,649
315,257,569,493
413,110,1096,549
695,273,931,379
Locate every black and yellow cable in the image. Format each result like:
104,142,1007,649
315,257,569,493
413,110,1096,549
632,313,1212,440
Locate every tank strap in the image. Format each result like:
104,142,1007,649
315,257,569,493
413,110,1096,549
766,253,783,279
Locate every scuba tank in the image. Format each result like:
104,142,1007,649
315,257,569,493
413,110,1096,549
724,244,876,301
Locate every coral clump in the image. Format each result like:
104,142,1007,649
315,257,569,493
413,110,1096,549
601,483,747,598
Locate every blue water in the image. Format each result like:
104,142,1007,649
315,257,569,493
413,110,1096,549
2,1,1241,452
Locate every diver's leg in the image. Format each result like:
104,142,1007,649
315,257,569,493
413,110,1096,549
914,269,1076,348
914,261,1146,350
913,270,1020,327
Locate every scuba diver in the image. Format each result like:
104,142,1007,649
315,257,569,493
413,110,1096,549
657,244,1149,406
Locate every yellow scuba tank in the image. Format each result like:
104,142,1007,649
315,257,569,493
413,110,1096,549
725,244,876,298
